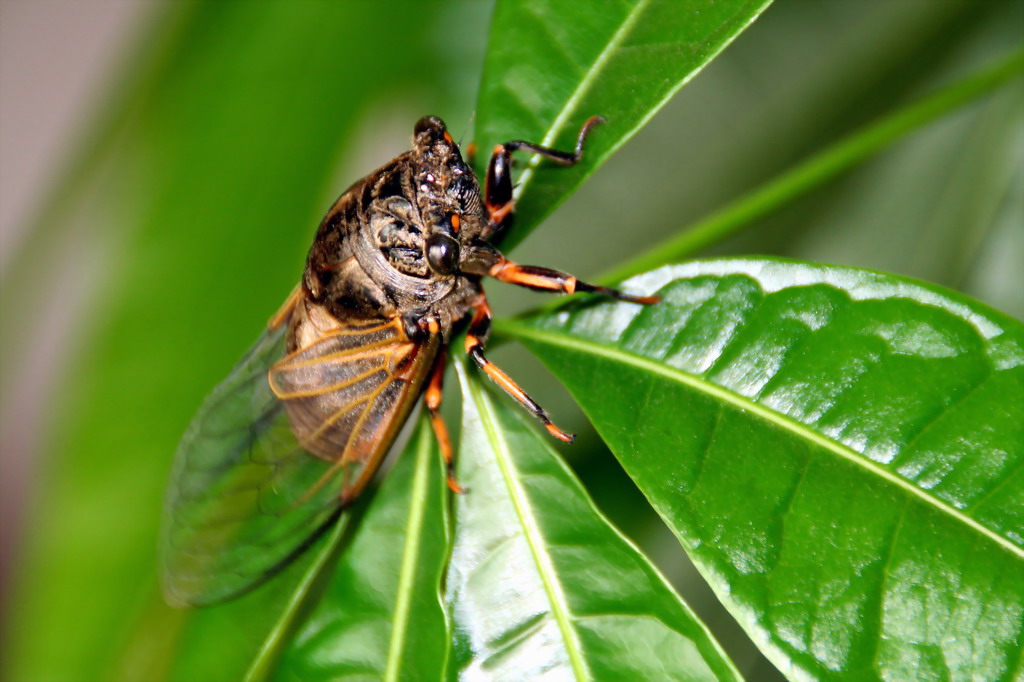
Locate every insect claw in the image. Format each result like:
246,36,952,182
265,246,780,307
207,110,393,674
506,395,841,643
619,293,661,305
545,422,576,444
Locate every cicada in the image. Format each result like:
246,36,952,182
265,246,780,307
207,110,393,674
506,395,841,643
160,115,657,606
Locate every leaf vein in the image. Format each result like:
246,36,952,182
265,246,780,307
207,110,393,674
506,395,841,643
964,454,1024,517
502,320,1024,560
468,376,591,679
513,0,654,203
384,424,433,681
890,370,994,467
868,501,908,672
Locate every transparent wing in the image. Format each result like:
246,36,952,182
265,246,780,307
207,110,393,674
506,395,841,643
160,316,437,606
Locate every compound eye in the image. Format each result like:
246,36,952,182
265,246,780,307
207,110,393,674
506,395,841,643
425,233,460,275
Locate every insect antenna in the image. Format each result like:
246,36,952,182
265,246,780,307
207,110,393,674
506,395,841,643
457,110,476,149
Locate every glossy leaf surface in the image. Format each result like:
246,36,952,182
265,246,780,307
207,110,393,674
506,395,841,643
446,359,741,681
273,419,451,682
501,259,1024,680
475,0,773,250
7,2,1020,681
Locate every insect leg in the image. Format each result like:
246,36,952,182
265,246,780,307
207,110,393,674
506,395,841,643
489,257,660,305
464,296,576,444
267,285,302,330
483,115,604,236
425,349,463,494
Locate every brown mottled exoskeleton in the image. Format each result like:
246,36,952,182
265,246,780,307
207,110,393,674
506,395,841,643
160,116,657,606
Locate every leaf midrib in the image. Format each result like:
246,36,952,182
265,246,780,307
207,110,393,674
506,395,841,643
511,0,652,204
498,318,1024,560
384,423,433,681
243,514,351,682
464,369,590,680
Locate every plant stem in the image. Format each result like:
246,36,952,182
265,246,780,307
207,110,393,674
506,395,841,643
600,48,1024,285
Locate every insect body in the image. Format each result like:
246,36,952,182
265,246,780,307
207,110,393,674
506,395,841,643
161,116,657,606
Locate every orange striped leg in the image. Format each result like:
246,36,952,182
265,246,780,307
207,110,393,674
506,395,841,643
464,296,575,444
425,350,463,494
489,259,660,305
483,116,604,238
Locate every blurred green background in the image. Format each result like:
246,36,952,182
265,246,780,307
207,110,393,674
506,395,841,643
1,1,1020,680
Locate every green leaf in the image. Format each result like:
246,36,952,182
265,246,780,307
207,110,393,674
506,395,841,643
1,3,478,680
272,418,452,682
499,259,1024,680
163,514,349,682
601,50,1024,284
446,358,741,681
475,0,773,250
119,421,449,682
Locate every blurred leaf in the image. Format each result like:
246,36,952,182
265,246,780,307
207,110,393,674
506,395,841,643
602,50,1024,284
690,3,1024,310
272,419,451,682
770,54,1024,318
475,0,773,251
939,89,1023,296
958,118,1024,319
162,514,348,682
446,357,741,680
499,2,1021,323
500,260,1024,680
1,3,477,680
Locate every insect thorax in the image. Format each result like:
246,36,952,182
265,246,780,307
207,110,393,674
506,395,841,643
302,143,484,332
